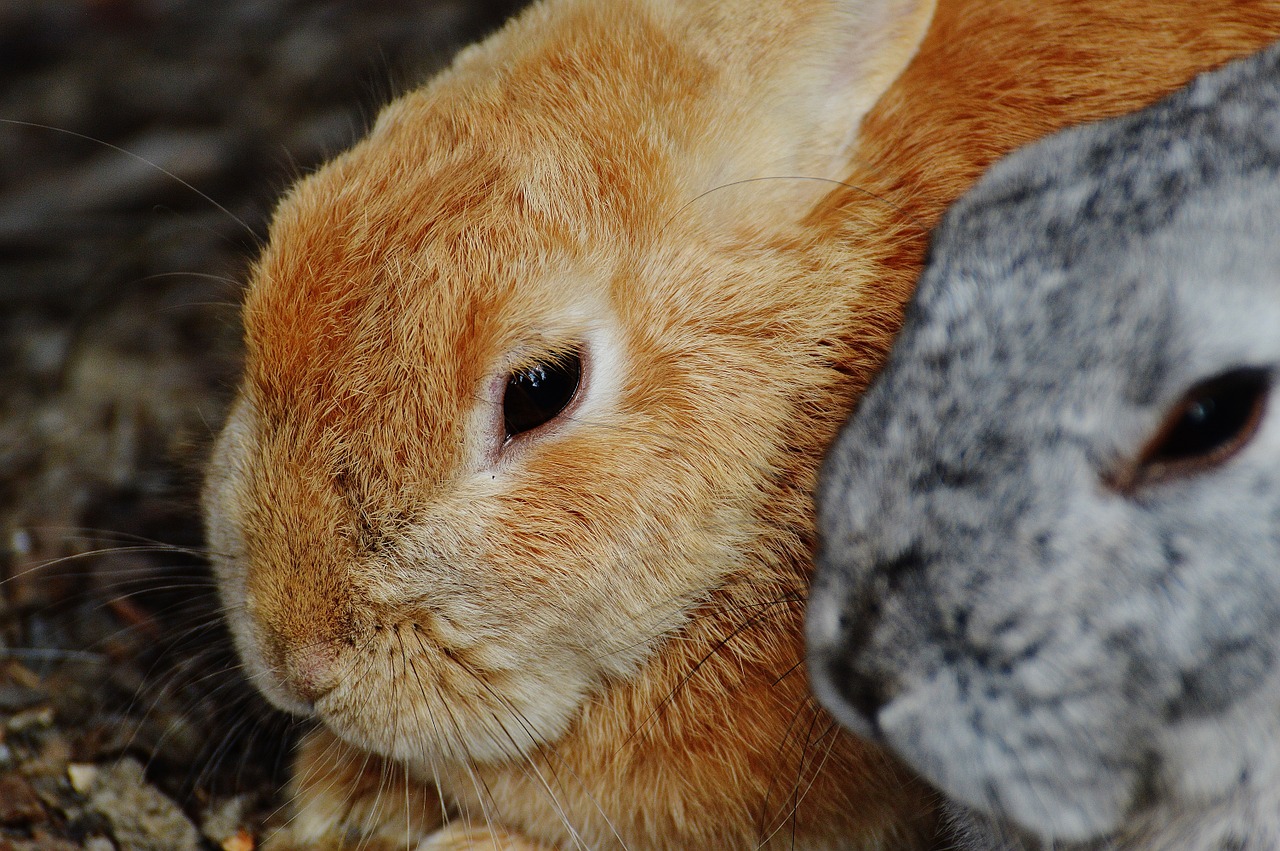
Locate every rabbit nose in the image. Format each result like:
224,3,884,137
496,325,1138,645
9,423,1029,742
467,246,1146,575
818,650,891,738
808,589,892,739
810,548,928,737
282,641,341,705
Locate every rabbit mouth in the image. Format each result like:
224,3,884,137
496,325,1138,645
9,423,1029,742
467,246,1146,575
871,661,1149,845
309,636,586,767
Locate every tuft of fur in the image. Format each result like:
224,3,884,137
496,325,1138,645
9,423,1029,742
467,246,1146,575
204,0,1280,847
809,41,1280,850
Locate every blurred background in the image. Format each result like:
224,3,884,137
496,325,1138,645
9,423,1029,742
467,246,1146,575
0,1,527,846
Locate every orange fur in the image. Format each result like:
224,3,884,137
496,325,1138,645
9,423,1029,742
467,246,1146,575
203,0,1280,849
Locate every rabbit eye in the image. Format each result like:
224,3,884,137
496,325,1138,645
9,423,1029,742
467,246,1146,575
1129,367,1270,487
502,352,582,440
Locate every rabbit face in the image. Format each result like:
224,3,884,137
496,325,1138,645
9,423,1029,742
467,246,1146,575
808,45,1280,844
201,102,785,765
201,0,942,782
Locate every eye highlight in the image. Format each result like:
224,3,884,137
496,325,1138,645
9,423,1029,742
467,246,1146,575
1115,367,1270,492
502,352,582,441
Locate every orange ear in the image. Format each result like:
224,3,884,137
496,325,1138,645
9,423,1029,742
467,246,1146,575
666,0,936,226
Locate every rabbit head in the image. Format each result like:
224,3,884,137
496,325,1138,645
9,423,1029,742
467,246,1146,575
808,43,1280,844
202,0,940,843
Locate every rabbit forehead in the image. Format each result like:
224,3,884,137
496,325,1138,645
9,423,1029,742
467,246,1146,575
1142,179,1280,370
884,176,1280,484
912,39,1280,346
236,0,702,423
890,51,1280,442
241,216,610,496
242,110,632,410
236,83,656,488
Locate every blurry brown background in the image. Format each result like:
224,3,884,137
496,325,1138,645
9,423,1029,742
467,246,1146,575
0,1,527,846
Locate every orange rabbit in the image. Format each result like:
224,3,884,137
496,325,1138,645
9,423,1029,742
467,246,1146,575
202,0,1280,848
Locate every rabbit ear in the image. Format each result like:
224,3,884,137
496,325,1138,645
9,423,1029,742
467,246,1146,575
669,0,936,223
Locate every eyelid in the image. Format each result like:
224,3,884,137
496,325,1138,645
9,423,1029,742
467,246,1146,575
506,344,582,375
1105,367,1270,495
485,344,591,467
502,352,583,441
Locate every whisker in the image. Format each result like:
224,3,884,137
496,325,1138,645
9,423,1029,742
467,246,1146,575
623,594,792,751
661,174,927,238
409,628,609,850
0,648,108,663
0,118,261,243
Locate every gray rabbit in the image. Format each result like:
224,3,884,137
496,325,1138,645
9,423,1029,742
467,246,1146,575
807,42,1280,850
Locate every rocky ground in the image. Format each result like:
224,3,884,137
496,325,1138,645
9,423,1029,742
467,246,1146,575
0,1,527,847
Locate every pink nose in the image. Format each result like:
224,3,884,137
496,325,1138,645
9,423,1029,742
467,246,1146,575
282,641,341,705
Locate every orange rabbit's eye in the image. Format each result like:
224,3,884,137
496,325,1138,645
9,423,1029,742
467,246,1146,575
503,353,582,440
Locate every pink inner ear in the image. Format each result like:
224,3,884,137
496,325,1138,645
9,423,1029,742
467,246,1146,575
680,0,935,221
818,0,938,165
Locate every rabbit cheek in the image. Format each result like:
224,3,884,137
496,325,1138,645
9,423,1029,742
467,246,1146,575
853,544,1150,840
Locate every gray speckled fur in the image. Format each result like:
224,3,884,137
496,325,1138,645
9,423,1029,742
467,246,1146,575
806,43,1280,850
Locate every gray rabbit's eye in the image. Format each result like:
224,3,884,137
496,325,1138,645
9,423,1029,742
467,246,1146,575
502,352,582,441
1123,367,1270,489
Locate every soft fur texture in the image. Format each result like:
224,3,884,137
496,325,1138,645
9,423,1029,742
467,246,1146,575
809,42,1280,850
203,0,1280,848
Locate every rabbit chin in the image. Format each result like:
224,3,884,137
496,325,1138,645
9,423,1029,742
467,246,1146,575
282,638,593,768
874,669,1142,845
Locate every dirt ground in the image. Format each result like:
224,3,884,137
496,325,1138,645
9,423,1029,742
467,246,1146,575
0,1,527,847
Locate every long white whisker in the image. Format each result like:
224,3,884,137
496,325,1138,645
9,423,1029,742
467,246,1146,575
0,118,260,241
